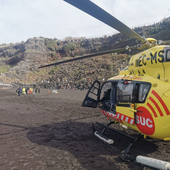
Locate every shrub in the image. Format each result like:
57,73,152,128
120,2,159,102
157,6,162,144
63,43,76,52
107,64,112,70
45,38,58,51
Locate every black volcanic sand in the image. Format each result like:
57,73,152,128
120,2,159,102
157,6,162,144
0,89,169,170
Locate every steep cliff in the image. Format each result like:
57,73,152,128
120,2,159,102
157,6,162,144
0,17,170,85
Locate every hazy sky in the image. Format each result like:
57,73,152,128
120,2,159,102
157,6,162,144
0,0,170,44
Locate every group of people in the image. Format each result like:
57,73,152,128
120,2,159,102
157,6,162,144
16,87,34,96
35,87,40,93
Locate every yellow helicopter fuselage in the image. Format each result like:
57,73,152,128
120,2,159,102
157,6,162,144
101,45,170,141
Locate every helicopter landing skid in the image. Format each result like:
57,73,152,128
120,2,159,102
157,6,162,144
93,121,142,162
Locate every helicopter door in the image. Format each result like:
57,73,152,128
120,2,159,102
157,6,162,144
116,81,135,124
82,80,100,108
99,81,117,112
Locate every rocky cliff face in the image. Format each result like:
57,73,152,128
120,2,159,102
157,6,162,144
0,35,133,82
0,17,170,85
0,38,60,80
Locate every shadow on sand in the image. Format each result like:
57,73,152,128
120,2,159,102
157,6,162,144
25,121,158,170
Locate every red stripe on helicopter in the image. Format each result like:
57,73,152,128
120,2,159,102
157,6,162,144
151,90,170,115
147,102,158,117
149,96,164,117
100,109,134,125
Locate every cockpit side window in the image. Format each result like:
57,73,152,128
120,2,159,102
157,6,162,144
100,82,112,102
138,83,150,102
117,82,134,103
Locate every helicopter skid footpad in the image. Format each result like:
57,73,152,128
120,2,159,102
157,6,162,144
93,130,121,153
94,131,114,145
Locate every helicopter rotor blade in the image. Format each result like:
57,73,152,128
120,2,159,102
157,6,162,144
39,47,127,68
64,0,145,43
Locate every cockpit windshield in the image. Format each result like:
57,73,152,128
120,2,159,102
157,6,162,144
117,82,134,103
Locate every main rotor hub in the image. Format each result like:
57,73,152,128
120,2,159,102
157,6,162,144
146,38,157,44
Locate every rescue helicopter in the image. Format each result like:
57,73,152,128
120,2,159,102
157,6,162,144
39,0,170,169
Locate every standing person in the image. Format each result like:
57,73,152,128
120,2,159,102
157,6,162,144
22,87,26,94
29,88,31,94
18,87,22,96
35,88,37,93
16,88,18,95
27,87,29,94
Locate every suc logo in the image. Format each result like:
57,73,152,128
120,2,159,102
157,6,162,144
136,106,155,135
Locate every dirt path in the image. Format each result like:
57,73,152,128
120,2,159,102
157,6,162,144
0,89,169,170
